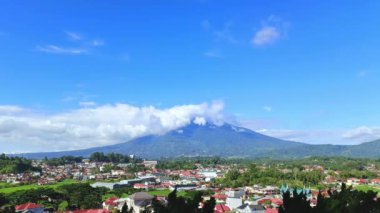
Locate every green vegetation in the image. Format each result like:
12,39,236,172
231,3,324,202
354,185,380,193
280,184,380,213
0,154,40,174
216,164,325,188
0,179,78,194
148,189,187,197
43,156,83,166
150,188,215,213
156,156,251,170
1,182,108,211
89,152,141,163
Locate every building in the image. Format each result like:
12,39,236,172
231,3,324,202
126,192,154,213
169,184,197,191
15,203,44,213
237,204,265,213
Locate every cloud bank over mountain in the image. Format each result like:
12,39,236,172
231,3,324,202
0,102,225,153
0,101,379,153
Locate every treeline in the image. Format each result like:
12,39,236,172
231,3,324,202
149,189,216,213
156,157,251,170
217,164,325,188
280,183,380,213
0,154,40,174
0,183,108,212
89,152,141,163
0,184,214,212
271,157,378,179
43,156,83,166
42,152,142,166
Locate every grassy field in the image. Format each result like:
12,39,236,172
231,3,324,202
354,185,380,193
0,179,78,194
101,189,188,201
148,189,187,197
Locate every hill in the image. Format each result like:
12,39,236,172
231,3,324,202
14,123,380,159
16,123,303,159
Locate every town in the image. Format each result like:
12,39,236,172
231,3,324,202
1,153,380,212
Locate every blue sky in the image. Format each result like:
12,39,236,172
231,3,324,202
1,1,380,152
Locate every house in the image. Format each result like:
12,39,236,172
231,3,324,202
127,192,154,213
15,203,44,213
143,160,158,168
371,179,380,186
214,193,228,203
199,170,218,182
346,178,360,186
257,198,283,208
226,197,243,210
214,204,231,213
236,204,265,213
102,197,118,210
226,189,245,198
91,182,117,190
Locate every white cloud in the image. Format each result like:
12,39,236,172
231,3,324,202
91,39,104,47
342,126,380,142
37,32,104,55
79,101,97,107
263,106,272,112
0,105,26,114
36,45,88,55
65,31,82,40
252,16,288,47
256,128,354,145
193,116,207,125
252,26,280,46
0,102,225,152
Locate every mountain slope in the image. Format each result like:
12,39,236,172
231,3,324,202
17,123,304,159
15,123,380,159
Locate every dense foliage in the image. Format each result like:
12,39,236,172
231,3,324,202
89,152,140,163
280,184,380,213
0,154,40,174
216,164,325,188
150,188,215,213
1,183,108,211
43,156,83,166
156,157,252,170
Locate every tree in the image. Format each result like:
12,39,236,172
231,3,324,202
121,203,129,213
57,183,108,210
202,197,216,213
0,193,8,207
279,190,311,213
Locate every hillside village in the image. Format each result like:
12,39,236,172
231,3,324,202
2,155,380,212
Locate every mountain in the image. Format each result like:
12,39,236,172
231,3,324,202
14,123,380,159
16,123,304,159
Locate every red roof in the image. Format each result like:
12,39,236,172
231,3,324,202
214,204,230,213
213,193,228,200
15,203,42,211
104,197,118,205
265,209,278,213
69,209,110,213
270,198,283,206
258,198,283,206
